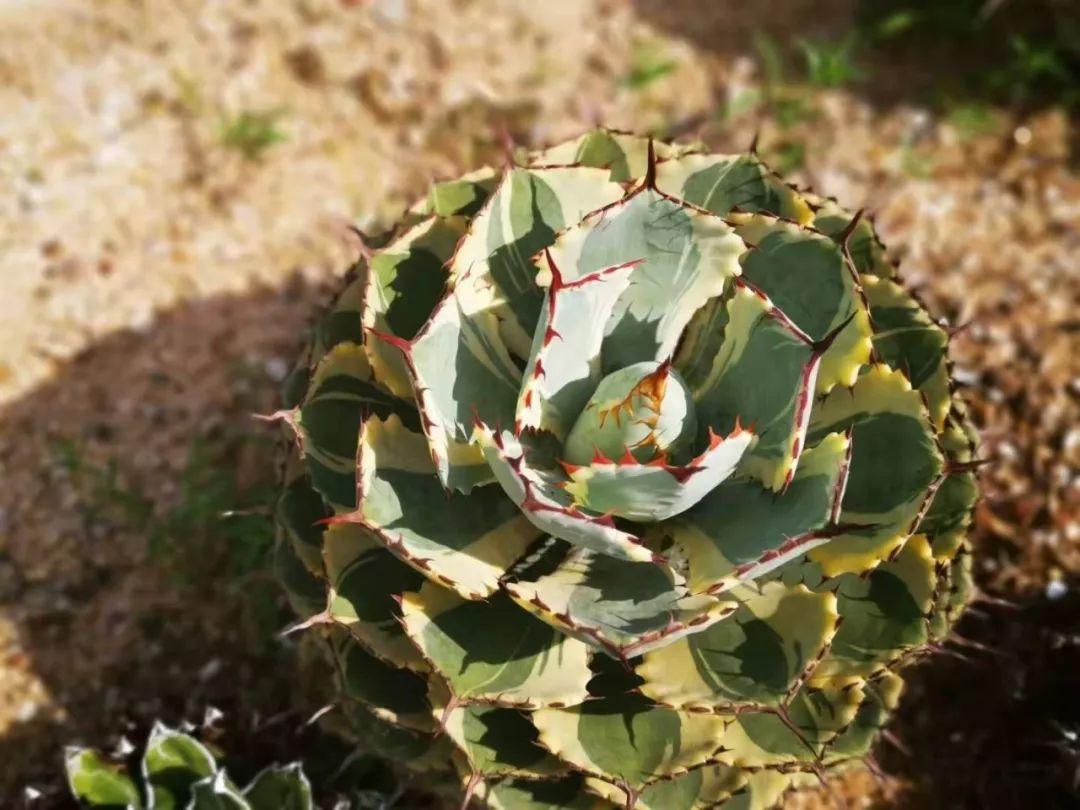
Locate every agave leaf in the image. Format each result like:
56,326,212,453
532,693,730,796
729,213,872,393
719,769,819,810
436,703,565,780
810,196,895,278
585,762,745,810
935,546,974,638
529,129,702,183
813,534,937,681
454,165,627,355
407,165,626,477
394,166,617,492
823,671,903,764
515,256,639,438
477,773,601,810
927,555,957,643
590,769,807,810
331,630,435,732
591,766,815,810
621,765,814,810
337,700,455,772
403,294,520,492
273,534,326,619
350,414,540,599
560,424,754,521
673,294,730,397
275,476,330,576
669,431,851,594
638,582,839,711
917,470,978,559
323,522,429,672
242,763,312,810
65,748,142,809
805,365,944,577
691,283,821,491
294,342,416,510
474,424,653,562
363,215,467,398
547,190,744,375
310,271,365,368
863,274,951,430
504,540,736,660
400,582,591,708
655,153,813,223
413,167,500,218
924,542,976,643
141,723,217,810
941,401,979,462
187,771,249,810
715,680,865,768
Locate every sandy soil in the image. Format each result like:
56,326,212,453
1,0,1077,807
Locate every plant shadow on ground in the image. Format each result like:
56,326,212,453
886,590,1080,809
0,278,364,806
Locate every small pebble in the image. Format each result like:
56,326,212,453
16,699,39,722
1045,580,1068,601
264,356,289,381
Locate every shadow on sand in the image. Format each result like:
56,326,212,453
0,277,336,805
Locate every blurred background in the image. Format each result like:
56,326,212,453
0,0,1077,807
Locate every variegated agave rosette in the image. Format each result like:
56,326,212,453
272,130,980,810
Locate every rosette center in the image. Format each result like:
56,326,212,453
563,360,697,466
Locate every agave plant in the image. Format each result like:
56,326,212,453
65,723,312,809
272,130,979,809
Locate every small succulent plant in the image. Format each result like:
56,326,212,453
65,723,312,809
272,130,979,809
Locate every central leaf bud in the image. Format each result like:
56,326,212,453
563,360,697,467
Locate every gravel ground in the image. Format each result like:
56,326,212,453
1,0,1076,806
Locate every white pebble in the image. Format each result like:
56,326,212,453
1046,580,1068,601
